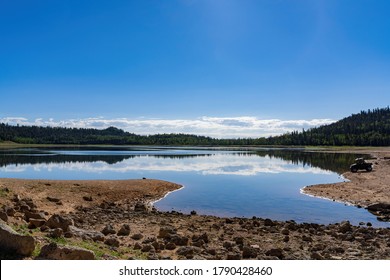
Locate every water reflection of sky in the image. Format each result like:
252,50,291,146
0,149,386,227
1,154,334,176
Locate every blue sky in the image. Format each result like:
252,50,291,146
1,0,389,138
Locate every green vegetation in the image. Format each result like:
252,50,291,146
48,236,147,260
1,107,389,146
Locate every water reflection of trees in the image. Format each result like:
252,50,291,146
0,151,215,167
0,149,367,174
255,150,366,173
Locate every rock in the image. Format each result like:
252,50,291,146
192,233,209,244
281,228,290,235
39,242,95,260
265,248,284,259
12,194,21,202
302,235,313,242
310,252,324,260
82,196,93,201
176,246,201,257
283,236,289,242
141,244,154,252
165,242,176,250
170,234,189,246
134,242,142,250
367,222,372,227
190,210,197,215
223,241,235,250
131,233,144,240
48,228,64,238
24,211,46,222
233,236,244,245
134,202,150,212
242,246,258,259
28,218,46,229
367,203,390,212
3,206,16,217
158,226,177,238
101,224,116,236
339,221,352,233
46,197,61,203
68,226,105,242
117,224,131,236
227,252,242,260
0,222,36,256
104,237,120,247
45,214,74,232
0,211,8,222
264,218,275,226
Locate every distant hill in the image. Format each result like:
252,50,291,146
265,107,390,146
1,107,389,146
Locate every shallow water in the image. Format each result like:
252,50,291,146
0,147,387,227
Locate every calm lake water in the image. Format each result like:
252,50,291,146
0,147,387,227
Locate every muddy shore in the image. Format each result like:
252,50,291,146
1,148,390,260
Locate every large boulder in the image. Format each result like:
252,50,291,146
45,214,74,232
39,242,95,260
0,222,36,256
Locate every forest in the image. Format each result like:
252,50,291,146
1,107,389,146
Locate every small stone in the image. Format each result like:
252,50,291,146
310,252,324,260
117,224,131,236
104,237,120,247
339,221,352,233
242,246,258,259
49,228,64,238
302,235,313,242
190,210,197,215
0,211,8,222
265,248,284,259
281,228,290,235
134,202,150,212
165,242,176,250
82,196,93,201
134,242,142,250
131,233,144,240
3,206,16,217
141,244,154,252
101,224,116,236
45,214,74,232
264,218,275,226
158,226,177,238
28,218,46,229
47,197,61,203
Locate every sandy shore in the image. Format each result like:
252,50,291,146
1,148,390,260
303,148,390,212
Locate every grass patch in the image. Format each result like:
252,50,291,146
0,188,11,198
46,236,146,260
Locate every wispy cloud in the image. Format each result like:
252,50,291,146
0,116,335,138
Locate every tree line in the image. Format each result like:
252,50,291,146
1,107,389,146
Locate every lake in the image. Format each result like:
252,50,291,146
0,147,386,227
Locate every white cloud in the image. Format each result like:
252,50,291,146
0,116,336,138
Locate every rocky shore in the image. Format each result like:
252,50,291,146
0,174,389,260
303,149,390,222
